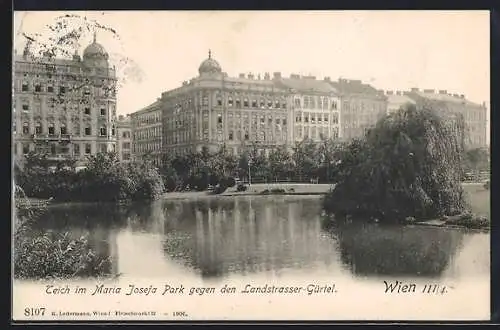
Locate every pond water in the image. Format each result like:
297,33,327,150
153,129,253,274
15,195,490,320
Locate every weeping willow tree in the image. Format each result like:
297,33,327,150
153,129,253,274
323,103,468,223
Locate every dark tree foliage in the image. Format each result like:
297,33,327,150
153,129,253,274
323,104,468,223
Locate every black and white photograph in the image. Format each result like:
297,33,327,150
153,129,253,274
12,10,490,321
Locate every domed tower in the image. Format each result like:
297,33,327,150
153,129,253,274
82,32,109,68
198,49,222,77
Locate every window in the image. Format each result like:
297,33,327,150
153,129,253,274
100,126,107,136
21,82,28,92
217,97,222,106
59,86,66,94
244,98,249,107
217,114,223,124
22,104,29,111
51,144,56,155
84,107,91,115
47,85,54,93
244,132,249,140
123,153,131,160
74,144,80,156
324,115,329,123
35,122,42,134
228,131,234,140
332,112,339,124
305,116,309,123
228,97,233,107
260,100,265,109
235,99,241,107
112,125,116,136
252,100,257,108
85,143,91,154
48,123,55,135
100,108,106,116
85,126,91,135
60,123,67,135
123,142,131,149
282,119,287,126
23,143,30,154
295,98,301,108
122,131,130,139
282,101,287,109
35,84,42,92
100,144,107,153
22,122,29,135
332,101,337,110
275,100,280,108
267,100,273,108
84,87,90,95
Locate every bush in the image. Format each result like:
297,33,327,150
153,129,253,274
224,177,236,188
270,188,286,194
236,183,248,192
13,203,111,280
15,153,165,202
445,213,490,229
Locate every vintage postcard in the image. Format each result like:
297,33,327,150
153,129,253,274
12,10,490,321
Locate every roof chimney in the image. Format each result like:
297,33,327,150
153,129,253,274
239,73,245,78
423,89,435,94
290,74,300,79
386,90,394,95
248,73,254,79
324,76,331,82
264,72,270,80
460,94,465,99
273,72,282,79
411,88,419,92
439,90,447,94
257,73,261,80
396,91,402,96
452,93,459,97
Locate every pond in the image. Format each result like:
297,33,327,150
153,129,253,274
14,195,490,320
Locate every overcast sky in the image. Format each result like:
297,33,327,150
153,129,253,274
13,10,490,141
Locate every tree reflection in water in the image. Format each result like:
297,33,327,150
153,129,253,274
328,222,465,278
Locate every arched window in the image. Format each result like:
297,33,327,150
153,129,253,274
22,122,29,135
235,98,241,107
228,96,233,107
100,125,107,136
35,122,42,134
85,126,91,136
243,98,249,107
48,123,55,135
60,123,67,135
260,99,265,109
267,100,273,108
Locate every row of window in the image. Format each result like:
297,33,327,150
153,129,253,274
16,142,114,156
15,122,116,137
134,126,162,140
295,126,339,140
133,142,161,154
134,113,161,125
16,102,112,117
215,97,288,110
295,112,339,124
294,97,339,110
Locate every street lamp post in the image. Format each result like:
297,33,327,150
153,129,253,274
248,159,252,186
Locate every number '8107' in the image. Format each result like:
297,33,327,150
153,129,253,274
24,307,46,317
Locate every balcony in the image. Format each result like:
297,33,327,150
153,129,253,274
32,134,73,142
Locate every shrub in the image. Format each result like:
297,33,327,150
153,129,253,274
270,188,286,194
13,203,111,280
236,183,248,192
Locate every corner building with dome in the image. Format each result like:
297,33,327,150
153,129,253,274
13,34,118,167
155,51,347,159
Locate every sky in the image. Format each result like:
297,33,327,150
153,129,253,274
13,11,490,141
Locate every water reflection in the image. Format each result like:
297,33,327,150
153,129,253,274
30,196,488,280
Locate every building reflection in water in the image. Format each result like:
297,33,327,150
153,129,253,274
159,197,342,278
31,197,485,280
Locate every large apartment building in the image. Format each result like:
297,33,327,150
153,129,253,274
130,99,162,166
385,88,488,149
116,115,132,163
13,34,118,166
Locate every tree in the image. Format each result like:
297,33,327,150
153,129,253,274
323,103,468,223
464,147,489,180
268,146,293,182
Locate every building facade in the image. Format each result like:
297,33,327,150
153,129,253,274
13,34,118,166
152,51,348,158
405,89,488,149
328,78,387,140
116,115,132,163
274,75,341,143
130,100,162,166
